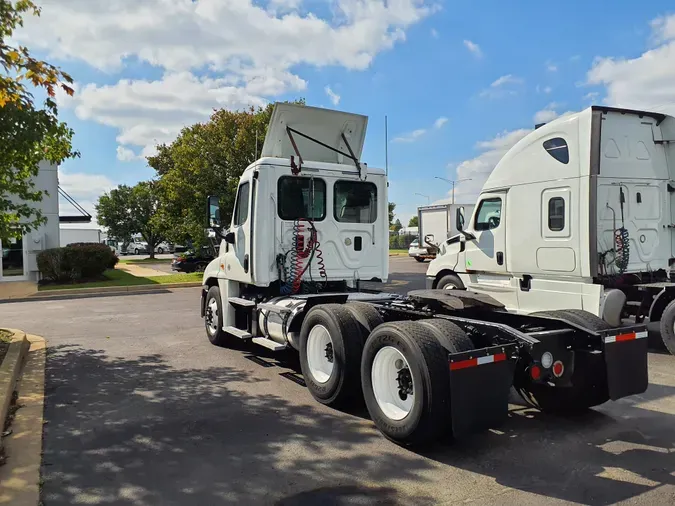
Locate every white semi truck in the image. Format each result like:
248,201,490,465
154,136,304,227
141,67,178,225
59,227,102,247
426,105,675,355
201,103,649,446
414,203,475,261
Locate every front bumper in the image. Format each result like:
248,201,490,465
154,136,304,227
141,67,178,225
425,276,435,290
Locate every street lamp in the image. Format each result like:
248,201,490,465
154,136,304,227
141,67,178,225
434,177,472,204
415,192,430,205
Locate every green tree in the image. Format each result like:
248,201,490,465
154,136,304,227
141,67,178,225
393,219,403,232
149,102,303,248
96,181,165,258
408,215,418,227
1,0,77,241
388,202,396,230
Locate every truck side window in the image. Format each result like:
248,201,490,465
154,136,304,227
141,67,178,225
334,181,378,223
474,198,502,231
233,182,250,226
278,177,326,221
548,197,565,231
543,137,569,164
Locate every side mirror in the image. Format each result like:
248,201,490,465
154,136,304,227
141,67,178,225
424,234,435,245
224,231,235,245
207,195,221,228
459,234,467,243
456,206,465,232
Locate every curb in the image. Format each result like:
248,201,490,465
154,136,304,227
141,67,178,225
0,330,30,437
0,282,202,304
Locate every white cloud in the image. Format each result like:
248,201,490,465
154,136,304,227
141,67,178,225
463,39,483,58
116,146,140,162
324,86,341,106
533,102,576,125
58,169,116,222
587,13,675,115
392,128,427,143
431,28,439,39
392,115,448,142
444,129,531,203
480,74,523,99
547,62,558,72
16,0,434,158
543,86,552,94
583,91,599,101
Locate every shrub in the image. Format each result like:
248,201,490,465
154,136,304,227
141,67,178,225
38,243,119,283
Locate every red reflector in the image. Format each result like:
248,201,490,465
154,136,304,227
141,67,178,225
552,361,564,378
530,365,542,380
450,357,478,371
616,333,636,342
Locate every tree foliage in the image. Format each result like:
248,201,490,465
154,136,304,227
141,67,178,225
149,102,303,247
0,0,77,241
393,218,403,232
96,181,165,258
388,202,396,229
408,215,418,227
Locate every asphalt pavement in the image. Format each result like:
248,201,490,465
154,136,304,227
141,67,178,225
1,257,674,505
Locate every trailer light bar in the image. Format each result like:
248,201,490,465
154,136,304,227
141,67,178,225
449,352,506,371
603,330,647,344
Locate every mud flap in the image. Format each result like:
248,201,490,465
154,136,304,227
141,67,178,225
599,327,649,400
448,343,518,438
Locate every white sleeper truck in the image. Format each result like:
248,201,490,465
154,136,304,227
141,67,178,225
201,103,649,446
426,105,675,355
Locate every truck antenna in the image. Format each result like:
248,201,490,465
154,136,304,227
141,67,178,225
385,115,389,177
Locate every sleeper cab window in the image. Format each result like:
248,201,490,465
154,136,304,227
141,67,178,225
277,176,326,221
334,181,378,223
474,198,502,231
543,137,569,164
548,197,565,231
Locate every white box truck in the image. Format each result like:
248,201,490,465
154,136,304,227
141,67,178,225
59,227,102,247
413,203,474,261
198,102,648,446
426,105,675,354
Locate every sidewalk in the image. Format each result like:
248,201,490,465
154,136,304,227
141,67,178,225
116,263,171,277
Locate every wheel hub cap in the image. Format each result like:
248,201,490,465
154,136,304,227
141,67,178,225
306,325,334,384
371,346,415,420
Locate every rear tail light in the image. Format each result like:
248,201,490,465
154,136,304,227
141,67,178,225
529,365,542,381
552,360,564,378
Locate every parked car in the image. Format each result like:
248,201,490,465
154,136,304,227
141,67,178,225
154,242,174,254
408,238,432,262
171,248,214,273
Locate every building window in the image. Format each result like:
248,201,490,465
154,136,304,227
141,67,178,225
474,198,502,231
543,137,569,164
334,181,378,223
548,197,565,231
233,182,250,226
277,177,326,221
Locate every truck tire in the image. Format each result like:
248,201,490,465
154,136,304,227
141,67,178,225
658,299,675,355
414,257,426,263
134,248,140,255
157,247,164,254
436,273,465,291
417,319,474,353
204,286,230,347
345,302,384,339
531,309,611,331
361,320,463,446
299,304,367,408
520,309,610,413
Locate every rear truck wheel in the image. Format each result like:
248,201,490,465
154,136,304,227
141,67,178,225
134,248,140,255
658,299,675,355
157,247,164,254
532,309,611,331
205,286,230,347
414,257,426,263
345,302,384,338
436,273,465,291
517,309,610,414
361,320,472,446
299,304,366,407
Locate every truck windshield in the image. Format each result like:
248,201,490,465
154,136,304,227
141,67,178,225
278,176,326,221
334,181,377,223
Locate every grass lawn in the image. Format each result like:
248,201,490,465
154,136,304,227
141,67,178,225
118,257,173,264
389,249,409,256
39,269,202,291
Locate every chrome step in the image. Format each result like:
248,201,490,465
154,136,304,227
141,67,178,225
228,297,256,307
223,326,252,339
257,303,291,314
252,337,287,351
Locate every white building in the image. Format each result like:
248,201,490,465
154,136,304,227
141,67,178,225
1,161,60,286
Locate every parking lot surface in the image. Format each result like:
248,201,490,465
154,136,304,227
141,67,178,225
1,258,674,505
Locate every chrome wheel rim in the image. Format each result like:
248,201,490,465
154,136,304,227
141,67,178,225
371,346,414,420
306,325,334,384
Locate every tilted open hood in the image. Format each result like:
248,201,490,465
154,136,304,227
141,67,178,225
261,103,368,165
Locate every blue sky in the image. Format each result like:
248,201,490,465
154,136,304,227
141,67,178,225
15,1,675,225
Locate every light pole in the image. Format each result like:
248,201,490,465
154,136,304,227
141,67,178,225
434,177,472,204
415,192,430,205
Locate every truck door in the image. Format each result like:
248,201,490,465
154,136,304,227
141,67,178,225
465,192,507,273
225,172,253,284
